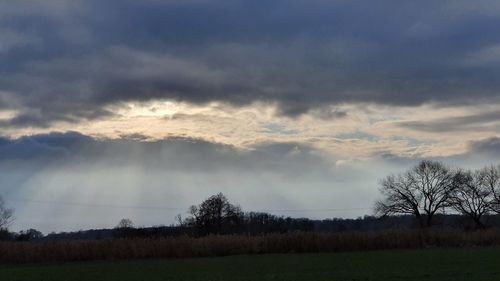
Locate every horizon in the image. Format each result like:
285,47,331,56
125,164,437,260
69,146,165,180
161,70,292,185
1,0,499,234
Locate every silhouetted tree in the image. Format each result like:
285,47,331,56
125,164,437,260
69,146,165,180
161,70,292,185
116,218,134,229
0,196,14,231
186,193,244,235
113,218,135,238
449,169,492,229
16,229,43,241
0,229,13,241
479,165,500,214
175,214,184,227
244,212,287,234
375,160,457,227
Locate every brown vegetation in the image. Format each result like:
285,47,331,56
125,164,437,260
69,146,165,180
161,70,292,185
2,229,500,263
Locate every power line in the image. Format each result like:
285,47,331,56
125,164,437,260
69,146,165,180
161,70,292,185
257,207,372,212
10,198,185,211
9,198,372,213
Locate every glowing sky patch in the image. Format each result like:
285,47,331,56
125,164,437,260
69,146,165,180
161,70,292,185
2,100,497,162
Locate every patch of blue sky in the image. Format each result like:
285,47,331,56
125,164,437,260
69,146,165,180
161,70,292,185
336,131,379,141
390,136,438,146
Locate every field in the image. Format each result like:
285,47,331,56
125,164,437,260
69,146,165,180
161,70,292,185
3,230,500,263
2,247,500,281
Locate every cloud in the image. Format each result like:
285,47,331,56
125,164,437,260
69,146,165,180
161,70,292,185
0,131,336,176
308,108,348,120
0,0,82,19
1,1,500,127
0,28,40,53
467,137,500,157
464,44,500,66
397,111,500,132
0,131,94,160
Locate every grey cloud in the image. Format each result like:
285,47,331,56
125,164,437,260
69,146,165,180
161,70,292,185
0,132,335,176
117,133,151,142
375,137,500,169
464,44,500,66
421,137,500,168
0,131,94,160
1,0,500,126
309,108,348,120
0,108,114,128
397,111,500,132
468,137,500,157
0,28,40,53
0,0,82,19
373,149,500,171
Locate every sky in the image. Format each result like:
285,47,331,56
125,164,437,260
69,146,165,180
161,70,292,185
0,0,499,233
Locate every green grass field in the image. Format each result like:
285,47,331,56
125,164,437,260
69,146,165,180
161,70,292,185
2,247,500,281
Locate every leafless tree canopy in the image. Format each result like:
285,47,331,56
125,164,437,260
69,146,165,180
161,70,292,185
375,160,457,227
375,174,422,218
450,169,493,228
0,196,14,230
186,193,244,235
115,218,134,229
478,165,500,214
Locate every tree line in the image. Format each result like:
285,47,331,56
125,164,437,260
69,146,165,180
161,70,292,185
177,161,500,234
375,160,500,229
114,193,314,238
1,160,499,241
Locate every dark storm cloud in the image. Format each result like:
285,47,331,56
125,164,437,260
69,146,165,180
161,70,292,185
0,131,94,160
1,0,500,126
0,131,335,176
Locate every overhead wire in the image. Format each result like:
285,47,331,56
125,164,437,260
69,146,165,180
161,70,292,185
9,198,372,213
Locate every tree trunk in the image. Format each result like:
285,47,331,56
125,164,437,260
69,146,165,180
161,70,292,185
415,213,424,228
425,214,433,228
473,217,485,229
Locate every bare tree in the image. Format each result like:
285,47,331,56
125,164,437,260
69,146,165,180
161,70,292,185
186,193,243,234
0,196,14,230
478,165,500,214
449,169,492,229
375,160,457,227
113,218,135,238
175,214,184,227
115,218,134,229
16,228,44,241
375,173,423,225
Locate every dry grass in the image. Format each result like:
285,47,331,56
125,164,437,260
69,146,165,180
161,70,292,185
1,229,500,263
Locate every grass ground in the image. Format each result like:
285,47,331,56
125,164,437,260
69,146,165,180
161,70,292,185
1,247,500,281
